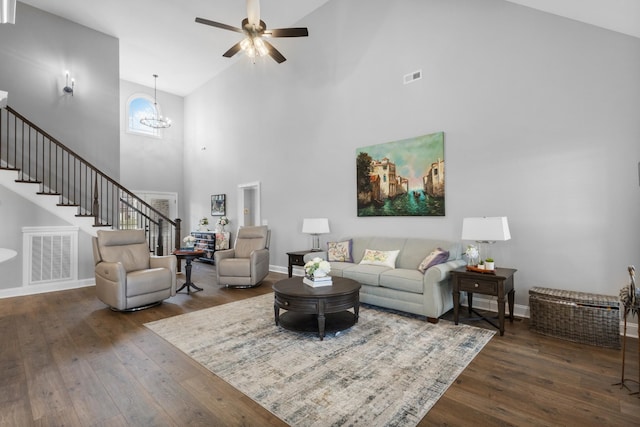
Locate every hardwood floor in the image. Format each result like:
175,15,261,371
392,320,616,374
1,262,638,426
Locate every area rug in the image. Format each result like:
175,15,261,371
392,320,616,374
145,294,495,426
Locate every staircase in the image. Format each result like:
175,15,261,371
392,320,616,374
0,105,181,254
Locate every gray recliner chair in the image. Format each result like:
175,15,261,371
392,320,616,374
92,229,177,311
214,225,270,288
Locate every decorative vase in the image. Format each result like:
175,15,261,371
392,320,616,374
314,270,327,278
485,261,495,270
185,241,194,249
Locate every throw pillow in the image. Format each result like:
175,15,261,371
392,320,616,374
418,248,449,273
327,239,353,262
359,249,400,269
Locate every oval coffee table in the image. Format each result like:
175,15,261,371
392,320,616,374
273,276,361,340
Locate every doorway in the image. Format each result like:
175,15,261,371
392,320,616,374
237,182,261,227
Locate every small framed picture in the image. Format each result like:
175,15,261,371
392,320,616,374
211,194,226,216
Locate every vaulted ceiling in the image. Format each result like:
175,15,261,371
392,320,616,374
18,0,640,97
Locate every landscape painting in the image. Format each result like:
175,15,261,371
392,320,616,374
356,132,445,217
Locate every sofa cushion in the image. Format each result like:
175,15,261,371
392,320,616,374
379,268,425,294
417,248,449,273
359,249,400,269
327,261,353,277
343,264,390,286
327,239,353,262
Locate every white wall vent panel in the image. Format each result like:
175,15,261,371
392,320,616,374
403,69,422,84
22,226,78,286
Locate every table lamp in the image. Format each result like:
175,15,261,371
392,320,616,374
461,216,511,263
302,218,330,251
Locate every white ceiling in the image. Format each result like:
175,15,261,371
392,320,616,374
18,0,640,97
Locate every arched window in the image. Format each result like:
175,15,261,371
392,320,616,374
126,94,164,137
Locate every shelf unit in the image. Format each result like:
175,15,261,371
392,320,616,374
190,231,231,263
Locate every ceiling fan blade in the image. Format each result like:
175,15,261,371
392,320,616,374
246,0,261,27
264,27,309,38
222,42,243,58
195,17,244,34
262,39,286,63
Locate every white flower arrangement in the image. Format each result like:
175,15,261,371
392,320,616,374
304,257,331,278
183,235,196,244
199,217,209,226
465,245,479,259
217,216,229,226
465,245,479,265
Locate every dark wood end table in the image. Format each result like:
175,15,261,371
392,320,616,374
286,250,317,277
273,276,361,340
173,249,206,294
451,266,517,336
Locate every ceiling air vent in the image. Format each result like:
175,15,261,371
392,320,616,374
403,69,422,85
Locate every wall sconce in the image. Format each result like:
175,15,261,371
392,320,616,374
0,90,7,109
63,71,74,96
0,0,17,24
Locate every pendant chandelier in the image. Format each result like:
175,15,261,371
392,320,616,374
140,74,171,129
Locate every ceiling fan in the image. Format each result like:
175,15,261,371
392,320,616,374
195,0,309,63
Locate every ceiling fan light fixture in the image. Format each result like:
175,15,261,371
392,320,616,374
240,37,255,57
140,74,171,129
240,36,268,58
253,37,268,56
195,0,308,64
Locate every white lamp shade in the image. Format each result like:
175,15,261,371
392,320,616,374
1,0,16,24
302,218,330,235
461,217,511,242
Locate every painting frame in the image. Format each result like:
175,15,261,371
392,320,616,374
356,132,445,217
211,194,226,216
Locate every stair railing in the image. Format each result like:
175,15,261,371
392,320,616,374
0,105,181,254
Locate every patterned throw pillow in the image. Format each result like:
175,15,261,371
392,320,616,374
359,249,400,269
327,240,353,262
417,248,449,273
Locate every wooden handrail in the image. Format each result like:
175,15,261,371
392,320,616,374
0,105,181,254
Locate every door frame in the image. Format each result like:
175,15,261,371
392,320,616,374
237,181,261,227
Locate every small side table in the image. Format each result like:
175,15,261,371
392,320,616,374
286,250,316,278
451,267,517,336
173,250,205,294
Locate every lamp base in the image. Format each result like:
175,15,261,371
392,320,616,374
311,235,320,251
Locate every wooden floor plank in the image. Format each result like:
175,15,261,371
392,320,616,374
2,263,638,426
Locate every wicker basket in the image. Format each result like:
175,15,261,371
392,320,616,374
529,287,620,349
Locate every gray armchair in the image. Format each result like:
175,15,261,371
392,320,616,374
215,225,270,288
92,229,177,311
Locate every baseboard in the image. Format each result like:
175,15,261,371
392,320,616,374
269,265,305,277
0,278,94,299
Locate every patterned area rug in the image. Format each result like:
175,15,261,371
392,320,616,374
145,293,495,426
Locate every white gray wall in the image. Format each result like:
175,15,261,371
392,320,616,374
119,79,184,208
184,0,640,307
0,2,120,287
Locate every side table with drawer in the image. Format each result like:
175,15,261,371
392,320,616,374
450,267,517,336
286,250,316,277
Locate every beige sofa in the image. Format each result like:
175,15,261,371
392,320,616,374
310,236,465,322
